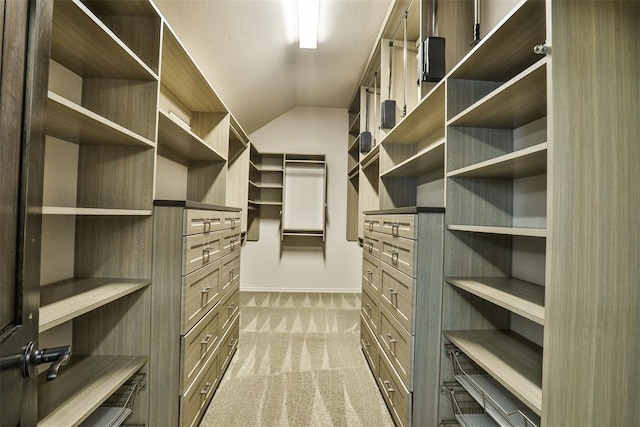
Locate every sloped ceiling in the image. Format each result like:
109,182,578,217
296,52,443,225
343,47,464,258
154,0,391,134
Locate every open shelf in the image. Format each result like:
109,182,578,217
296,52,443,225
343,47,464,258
381,81,445,145
39,278,150,332
444,330,543,415
448,225,546,238
449,0,546,81
448,143,547,179
361,144,380,170
349,112,361,136
38,355,147,427
449,59,547,129
348,164,360,179
382,138,445,178
252,201,282,206
161,25,227,113
349,133,361,153
446,277,544,325
51,0,156,80
157,111,225,162
42,206,152,216
46,92,155,148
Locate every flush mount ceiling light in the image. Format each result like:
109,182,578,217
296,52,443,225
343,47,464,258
298,0,319,49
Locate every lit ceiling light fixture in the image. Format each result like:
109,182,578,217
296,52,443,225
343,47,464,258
298,0,319,49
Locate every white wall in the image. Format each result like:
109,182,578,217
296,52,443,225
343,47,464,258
241,107,362,292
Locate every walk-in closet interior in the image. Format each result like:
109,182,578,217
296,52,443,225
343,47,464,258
1,0,637,426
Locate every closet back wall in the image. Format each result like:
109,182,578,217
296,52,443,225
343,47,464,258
242,107,362,292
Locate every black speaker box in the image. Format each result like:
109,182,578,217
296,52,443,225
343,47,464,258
422,37,446,82
359,131,372,153
380,100,396,129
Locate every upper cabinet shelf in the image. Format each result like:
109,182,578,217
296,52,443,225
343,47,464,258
161,24,228,113
448,59,547,129
47,92,156,148
157,111,225,162
51,0,157,80
449,0,546,82
382,81,445,145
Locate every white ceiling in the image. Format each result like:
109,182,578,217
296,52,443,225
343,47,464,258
153,0,392,134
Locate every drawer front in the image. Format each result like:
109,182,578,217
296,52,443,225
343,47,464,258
183,259,221,334
360,315,379,375
220,251,240,296
222,211,242,231
379,307,413,389
220,288,240,334
379,263,415,334
363,216,382,234
181,350,219,427
181,305,220,393
220,315,239,374
361,286,380,335
221,229,242,258
377,353,411,427
185,209,224,235
362,251,380,293
379,215,417,240
184,232,223,275
380,234,416,278
362,230,381,260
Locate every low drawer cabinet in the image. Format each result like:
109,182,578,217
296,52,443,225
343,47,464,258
150,201,241,426
360,208,444,427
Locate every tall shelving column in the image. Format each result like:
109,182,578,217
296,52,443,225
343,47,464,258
38,0,161,425
440,0,547,424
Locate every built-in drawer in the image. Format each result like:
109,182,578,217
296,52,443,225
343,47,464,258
185,209,224,236
223,211,242,231
220,251,240,296
362,230,381,260
181,304,219,393
184,231,223,275
378,214,417,240
180,349,219,427
219,288,240,335
379,262,415,334
380,234,416,278
362,251,380,293
182,259,221,334
360,314,379,375
220,315,239,374
221,229,242,258
361,286,380,335
377,351,411,427
363,216,382,234
379,306,413,389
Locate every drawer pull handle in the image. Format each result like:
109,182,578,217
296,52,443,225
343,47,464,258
202,247,211,261
366,269,373,281
203,219,212,233
200,381,212,401
201,287,211,306
201,334,213,353
387,333,397,354
230,218,237,229
383,380,394,394
390,250,399,263
230,239,237,251
389,288,398,306
228,303,235,314
368,222,374,231
363,338,370,347
229,268,235,282
228,338,236,347
391,223,400,236
367,241,373,252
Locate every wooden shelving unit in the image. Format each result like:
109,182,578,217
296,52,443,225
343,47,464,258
38,356,147,426
381,138,445,178
448,225,547,238
157,111,225,162
447,143,547,179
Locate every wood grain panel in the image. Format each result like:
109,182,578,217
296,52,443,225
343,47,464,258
157,111,225,162
183,259,221,334
381,138,445,178
379,306,413,389
446,125,512,172
447,177,513,227
448,142,547,179
191,112,229,160
187,160,227,206
544,2,640,425
98,14,161,73
181,304,219,394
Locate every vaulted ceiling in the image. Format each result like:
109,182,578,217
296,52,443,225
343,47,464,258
153,0,392,134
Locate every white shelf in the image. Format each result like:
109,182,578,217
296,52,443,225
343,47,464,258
446,277,545,325
444,330,543,415
42,206,152,216
382,138,445,178
46,92,155,148
38,356,146,427
448,59,547,129
39,278,150,332
448,225,546,238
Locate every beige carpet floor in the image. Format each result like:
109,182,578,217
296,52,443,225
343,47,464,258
199,292,394,427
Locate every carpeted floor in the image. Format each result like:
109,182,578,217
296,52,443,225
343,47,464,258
199,292,394,427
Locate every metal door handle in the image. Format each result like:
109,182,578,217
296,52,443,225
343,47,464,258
21,342,71,381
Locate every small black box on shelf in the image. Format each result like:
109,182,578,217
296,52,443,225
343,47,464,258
360,131,372,153
380,100,396,129
422,36,446,82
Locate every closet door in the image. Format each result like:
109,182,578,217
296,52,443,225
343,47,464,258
0,0,52,425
